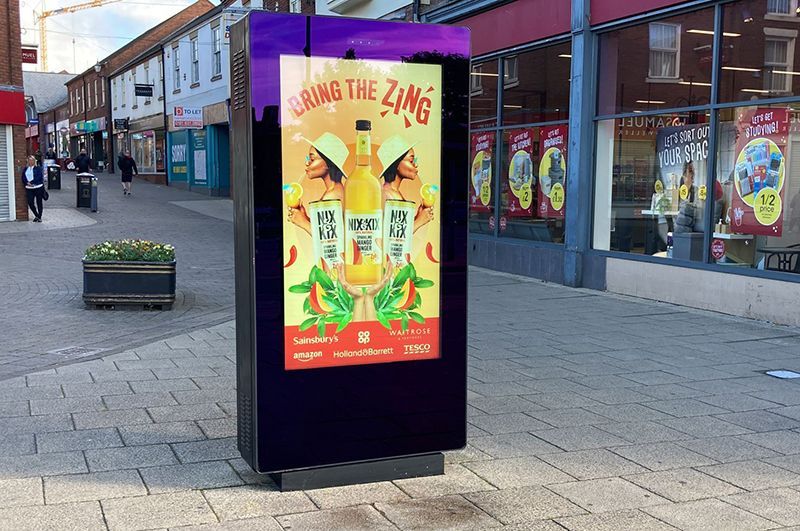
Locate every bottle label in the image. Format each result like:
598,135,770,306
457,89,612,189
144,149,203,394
356,135,370,157
345,210,382,265
309,200,344,268
383,200,415,265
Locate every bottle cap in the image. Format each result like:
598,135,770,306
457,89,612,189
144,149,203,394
356,120,372,131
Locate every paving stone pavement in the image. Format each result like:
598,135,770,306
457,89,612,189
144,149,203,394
3,269,800,529
0,172,235,381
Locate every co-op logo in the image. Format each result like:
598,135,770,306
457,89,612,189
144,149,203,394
175,107,201,118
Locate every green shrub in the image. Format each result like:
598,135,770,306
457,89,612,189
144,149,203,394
84,240,175,262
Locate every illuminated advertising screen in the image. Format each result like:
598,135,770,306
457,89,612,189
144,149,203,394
280,56,442,370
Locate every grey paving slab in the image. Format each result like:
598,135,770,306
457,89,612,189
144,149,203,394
119,420,206,446
102,491,218,531
29,396,106,415
535,426,629,451
676,436,781,463
611,442,718,471
197,417,237,439
657,416,753,438
469,413,552,435
129,378,200,394
548,477,670,513
722,487,800,527
304,481,408,509
0,433,37,457
376,495,502,530
0,478,43,508
556,509,679,531
85,444,178,472
624,468,745,502
596,421,692,445
539,449,649,480
0,451,87,478
44,470,147,503
73,408,153,430
394,464,495,498
465,486,586,524
276,505,396,531
0,500,106,531
62,381,133,398
0,401,30,418
36,427,122,453
139,461,243,493
103,392,178,410
147,403,226,423
644,499,775,531
165,516,282,530
203,485,316,521
469,432,562,458
172,437,239,463
464,456,575,489
697,460,800,491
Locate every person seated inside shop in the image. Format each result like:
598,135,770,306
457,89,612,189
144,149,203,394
674,161,723,235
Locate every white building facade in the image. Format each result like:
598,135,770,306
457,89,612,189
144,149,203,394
110,50,167,180
315,0,413,19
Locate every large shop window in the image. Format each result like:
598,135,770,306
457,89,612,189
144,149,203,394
714,105,800,272
720,0,800,102
593,113,711,261
597,8,715,115
470,60,498,129
503,42,571,126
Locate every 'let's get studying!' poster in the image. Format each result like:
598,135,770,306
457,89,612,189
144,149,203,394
280,55,442,370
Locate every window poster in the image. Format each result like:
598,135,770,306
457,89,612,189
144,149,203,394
731,108,788,237
280,55,442,370
537,125,567,218
655,123,709,214
506,128,534,218
470,131,494,213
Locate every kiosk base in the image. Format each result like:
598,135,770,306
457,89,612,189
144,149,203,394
270,453,444,491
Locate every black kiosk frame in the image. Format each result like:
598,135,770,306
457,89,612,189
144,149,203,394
230,12,470,490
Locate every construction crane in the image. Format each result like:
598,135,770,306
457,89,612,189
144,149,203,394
35,0,122,71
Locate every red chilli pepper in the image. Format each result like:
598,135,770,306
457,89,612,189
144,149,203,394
426,242,439,263
284,245,298,268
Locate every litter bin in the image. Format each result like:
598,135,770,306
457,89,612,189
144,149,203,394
76,172,98,212
47,165,61,190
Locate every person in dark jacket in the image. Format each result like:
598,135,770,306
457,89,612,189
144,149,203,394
75,149,92,173
117,150,138,196
21,155,45,222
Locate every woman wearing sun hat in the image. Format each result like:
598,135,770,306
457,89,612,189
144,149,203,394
378,135,434,233
287,132,350,235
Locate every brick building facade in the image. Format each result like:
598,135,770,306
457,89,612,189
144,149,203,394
0,0,29,221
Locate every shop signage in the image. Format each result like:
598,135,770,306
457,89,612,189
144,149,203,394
470,131,494,213
538,124,567,219
173,106,203,129
45,123,54,133
28,118,39,125
134,84,153,97
711,238,725,260
71,118,106,135
232,12,468,481
730,108,788,237
192,130,207,184
506,128,534,218
114,118,129,132
21,48,38,64
170,133,188,175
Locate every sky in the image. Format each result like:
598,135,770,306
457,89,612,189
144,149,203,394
20,0,218,74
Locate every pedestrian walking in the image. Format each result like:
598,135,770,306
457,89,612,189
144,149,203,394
118,150,138,196
75,149,92,173
45,145,56,160
21,155,45,222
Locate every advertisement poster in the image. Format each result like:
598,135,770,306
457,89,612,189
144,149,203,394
731,108,788,236
537,125,567,218
280,55,442,370
506,129,534,218
192,130,207,184
655,123,709,213
470,132,494,213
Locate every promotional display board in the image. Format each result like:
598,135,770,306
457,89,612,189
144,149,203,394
506,128,534,218
280,56,442,370
655,123,709,211
230,12,469,480
538,125,567,219
730,108,788,236
470,132,494,213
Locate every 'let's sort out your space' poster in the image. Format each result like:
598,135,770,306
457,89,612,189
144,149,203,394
279,55,442,370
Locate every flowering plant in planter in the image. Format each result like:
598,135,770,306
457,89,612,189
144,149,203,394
83,240,176,310
84,239,175,262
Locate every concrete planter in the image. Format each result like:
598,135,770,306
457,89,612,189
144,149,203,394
82,260,176,310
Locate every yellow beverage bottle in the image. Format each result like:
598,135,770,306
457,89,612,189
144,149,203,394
345,120,383,286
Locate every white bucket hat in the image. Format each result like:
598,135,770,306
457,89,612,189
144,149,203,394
302,132,348,176
377,135,418,175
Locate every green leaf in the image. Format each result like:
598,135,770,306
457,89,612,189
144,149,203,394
303,298,312,315
289,284,312,294
322,293,343,311
402,315,409,331
376,311,392,330
336,313,353,332
393,265,411,288
385,312,403,320
414,292,422,307
317,319,327,337
315,269,335,291
414,279,434,289
299,317,317,331
308,266,319,284
387,290,405,309
409,312,425,324
408,262,417,281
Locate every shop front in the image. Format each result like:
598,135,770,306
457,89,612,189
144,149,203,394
429,0,800,325
70,117,106,169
